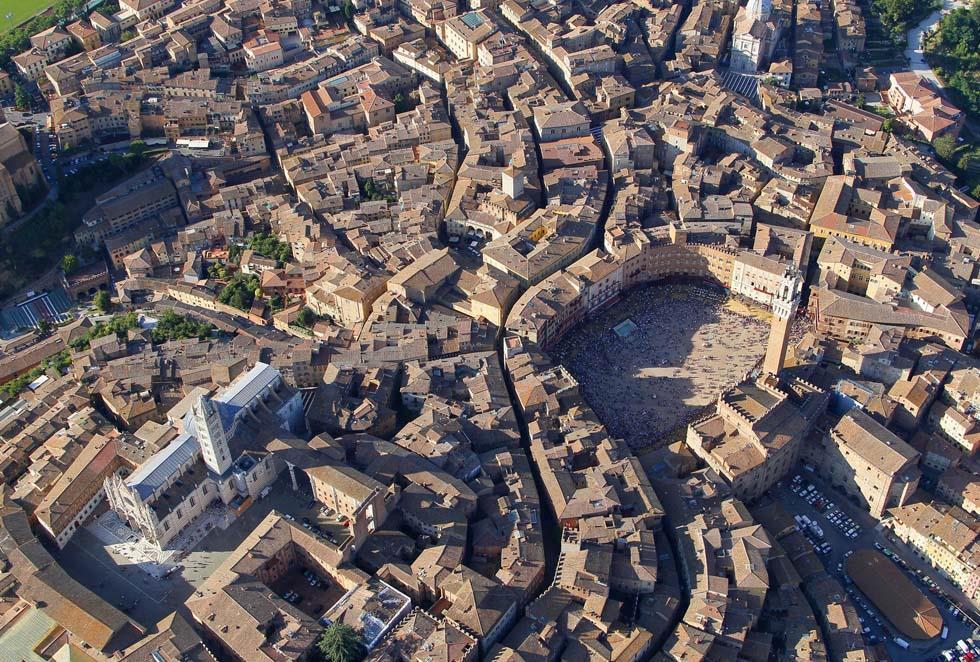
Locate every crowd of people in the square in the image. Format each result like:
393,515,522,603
552,283,770,448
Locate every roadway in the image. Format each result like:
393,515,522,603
904,0,967,86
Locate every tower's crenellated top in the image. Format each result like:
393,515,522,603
772,265,803,321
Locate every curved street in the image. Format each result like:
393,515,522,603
904,0,967,86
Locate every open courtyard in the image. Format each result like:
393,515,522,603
551,282,771,449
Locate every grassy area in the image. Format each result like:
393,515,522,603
0,0,56,36
0,0,90,66
933,130,980,199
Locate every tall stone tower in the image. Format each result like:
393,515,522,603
763,266,803,376
502,164,524,200
193,395,232,475
746,0,772,20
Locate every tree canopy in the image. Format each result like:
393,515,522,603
0,350,72,402
871,0,940,42
93,290,112,313
926,2,980,120
14,83,29,111
317,624,365,662
229,232,292,267
150,311,213,343
933,134,958,163
296,307,316,328
360,178,396,203
0,0,90,66
60,254,79,275
217,273,261,311
69,312,140,350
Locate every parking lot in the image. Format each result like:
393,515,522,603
280,489,353,548
778,472,979,661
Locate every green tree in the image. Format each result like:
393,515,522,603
925,3,980,121
0,350,72,401
14,83,29,111
342,0,355,20
318,624,365,662
150,311,213,343
129,140,147,158
69,312,141,350
217,273,260,311
881,117,895,133
933,134,958,163
93,290,111,313
108,152,128,172
393,93,411,113
297,307,316,328
208,262,230,280
60,254,79,275
871,0,941,42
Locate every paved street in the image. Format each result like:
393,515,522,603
904,0,967,86
775,472,978,661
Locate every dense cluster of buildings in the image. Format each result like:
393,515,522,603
2,0,980,657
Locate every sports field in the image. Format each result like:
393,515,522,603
1,0,55,35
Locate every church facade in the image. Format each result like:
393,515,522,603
105,363,305,548
730,0,785,74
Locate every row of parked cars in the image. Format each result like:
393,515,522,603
787,475,980,658
826,506,861,540
865,542,980,659
790,475,862,539
876,540,966,609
